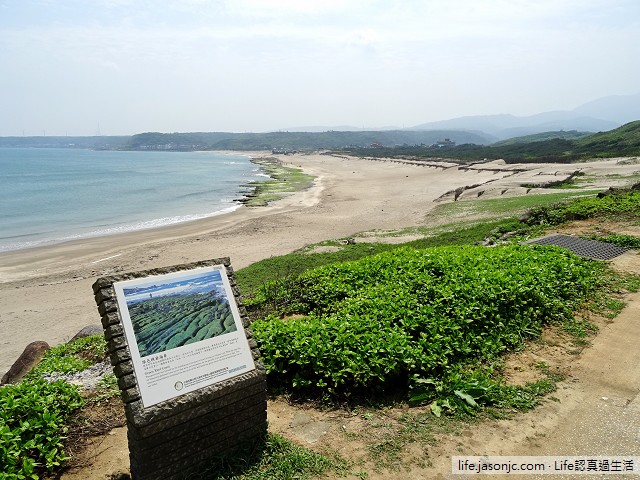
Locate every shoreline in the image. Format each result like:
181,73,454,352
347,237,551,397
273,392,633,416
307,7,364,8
1,153,639,374
0,151,306,257
0,204,245,256
0,152,320,283
0,149,265,255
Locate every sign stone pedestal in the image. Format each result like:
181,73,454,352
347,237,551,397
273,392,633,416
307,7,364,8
93,258,267,480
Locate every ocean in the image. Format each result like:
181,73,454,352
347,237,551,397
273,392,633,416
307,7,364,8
0,148,265,252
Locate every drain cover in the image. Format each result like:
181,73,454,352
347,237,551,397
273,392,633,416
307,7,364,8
526,234,629,260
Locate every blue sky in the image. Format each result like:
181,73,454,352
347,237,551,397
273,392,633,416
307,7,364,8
123,270,224,303
1,0,639,135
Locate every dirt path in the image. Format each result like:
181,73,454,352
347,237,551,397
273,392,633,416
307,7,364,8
426,269,640,479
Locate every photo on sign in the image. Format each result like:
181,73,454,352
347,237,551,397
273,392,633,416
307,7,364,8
121,269,238,357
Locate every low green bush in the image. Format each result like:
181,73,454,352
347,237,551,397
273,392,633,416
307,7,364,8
524,190,640,226
1,335,105,479
25,335,106,380
583,234,640,249
238,218,532,302
409,366,557,417
252,245,604,400
0,379,83,479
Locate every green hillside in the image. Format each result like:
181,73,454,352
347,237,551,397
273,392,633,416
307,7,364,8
3,122,638,161
342,121,640,163
492,130,591,147
0,130,493,151
573,120,640,156
126,129,494,151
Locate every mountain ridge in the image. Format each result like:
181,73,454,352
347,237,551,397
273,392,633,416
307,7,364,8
1,93,637,148
408,93,639,139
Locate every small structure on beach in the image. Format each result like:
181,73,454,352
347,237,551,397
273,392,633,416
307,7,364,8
432,138,456,148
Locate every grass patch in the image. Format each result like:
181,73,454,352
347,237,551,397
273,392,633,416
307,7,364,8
432,190,598,219
523,189,640,225
346,369,561,471
196,433,349,480
241,157,314,207
582,233,640,249
25,335,106,380
595,172,640,181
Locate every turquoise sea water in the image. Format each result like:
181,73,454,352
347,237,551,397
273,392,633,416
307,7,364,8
0,148,264,252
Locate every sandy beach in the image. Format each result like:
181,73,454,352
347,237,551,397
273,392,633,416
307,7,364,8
1,152,638,374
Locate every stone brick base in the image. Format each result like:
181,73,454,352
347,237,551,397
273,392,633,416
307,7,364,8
93,258,267,480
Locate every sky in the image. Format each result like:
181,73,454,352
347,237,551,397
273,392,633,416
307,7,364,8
1,0,639,136
123,270,224,303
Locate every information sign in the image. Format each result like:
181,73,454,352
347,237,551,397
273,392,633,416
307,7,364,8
113,264,255,407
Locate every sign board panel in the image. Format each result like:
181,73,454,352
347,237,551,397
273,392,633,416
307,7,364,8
113,264,255,407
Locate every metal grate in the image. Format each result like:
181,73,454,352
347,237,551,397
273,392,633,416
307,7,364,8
525,234,629,260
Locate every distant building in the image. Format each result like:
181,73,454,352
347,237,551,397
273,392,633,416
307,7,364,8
432,138,456,147
272,148,297,155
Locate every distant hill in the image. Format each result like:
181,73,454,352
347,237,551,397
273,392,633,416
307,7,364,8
127,132,236,150
2,93,637,152
492,130,592,147
126,129,495,150
572,93,640,124
277,125,400,132
341,121,640,163
408,92,639,140
0,130,493,151
409,112,617,140
0,136,130,149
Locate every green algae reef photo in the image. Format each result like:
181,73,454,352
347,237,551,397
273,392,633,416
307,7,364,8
239,157,315,207
122,270,237,357
128,293,235,357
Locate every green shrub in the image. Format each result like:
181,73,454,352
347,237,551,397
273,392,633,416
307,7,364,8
0,379,83,479
583,234,640,249
524,190,640,226
252,245,604,399
237,219,530,301
26,335,106,379
409,366,557,417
